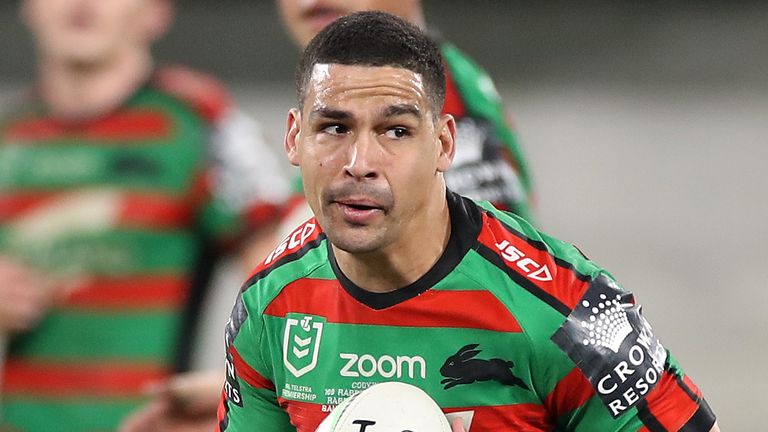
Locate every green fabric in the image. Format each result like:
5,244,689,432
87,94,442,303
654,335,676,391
220,198,704,431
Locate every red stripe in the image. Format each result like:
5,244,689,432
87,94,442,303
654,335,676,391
3,359,168,397
0,192,54,220
444,404,551,431
4,111,172,142
543,367,595,417
1,191,194,228
216,389,228,432
276,398,327,432
153,66,232,122
264,278,522,332
62,275,189,309
243,203,282,229
478,212,589,311
229,346,275,391
644,371,700,431
442,67,466,118
118,192,194,228
274,399,551,432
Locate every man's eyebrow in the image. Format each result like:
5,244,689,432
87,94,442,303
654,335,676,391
310,107,353,121
382,104,421,118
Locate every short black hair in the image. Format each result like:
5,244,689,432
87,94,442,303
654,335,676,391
296,11,445,116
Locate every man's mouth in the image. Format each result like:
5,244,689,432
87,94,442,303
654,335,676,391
333,198,386,224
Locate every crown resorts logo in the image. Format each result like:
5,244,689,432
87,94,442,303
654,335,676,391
579,293,633,353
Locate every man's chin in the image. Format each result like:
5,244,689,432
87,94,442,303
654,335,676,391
326,228,386,255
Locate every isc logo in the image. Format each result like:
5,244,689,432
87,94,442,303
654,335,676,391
339,353,426,379
265,221,317,265
494,240,553,282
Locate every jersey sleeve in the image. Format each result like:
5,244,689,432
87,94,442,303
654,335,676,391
152,66,290,242
542,273,716,431
199,107,291,242
216,292,293,432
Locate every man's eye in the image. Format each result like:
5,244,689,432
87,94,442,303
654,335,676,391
384,127,410,139
322,125,348,135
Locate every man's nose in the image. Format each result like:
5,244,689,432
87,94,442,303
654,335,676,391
343,133,379,180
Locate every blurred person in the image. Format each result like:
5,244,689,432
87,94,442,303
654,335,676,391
219,11,719,431
0,0,289,430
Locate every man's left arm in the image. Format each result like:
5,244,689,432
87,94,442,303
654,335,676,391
542,273,717,431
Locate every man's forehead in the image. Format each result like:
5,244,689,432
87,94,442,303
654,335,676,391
306,63,428,109
309,63,425,93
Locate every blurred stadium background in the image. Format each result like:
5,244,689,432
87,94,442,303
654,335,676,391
2,1,766,429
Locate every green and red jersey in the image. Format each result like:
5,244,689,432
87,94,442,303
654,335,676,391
0,66,289,431
217,191,715,432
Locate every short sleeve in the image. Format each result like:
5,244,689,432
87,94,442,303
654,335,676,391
216,292,293,432
199,108,291,241
543,274,716,431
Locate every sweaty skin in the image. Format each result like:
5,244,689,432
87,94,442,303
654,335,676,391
286,64,456,293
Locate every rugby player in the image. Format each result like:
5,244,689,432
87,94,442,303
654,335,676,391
0,0,288,430
217,12,719,432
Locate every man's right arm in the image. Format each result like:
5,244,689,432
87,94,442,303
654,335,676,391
216,292,293,431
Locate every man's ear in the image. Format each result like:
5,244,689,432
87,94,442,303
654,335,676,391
285,108,302,167
436,114,456,173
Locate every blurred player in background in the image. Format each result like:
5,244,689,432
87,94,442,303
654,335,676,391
120,0,537,430
0,0,289,430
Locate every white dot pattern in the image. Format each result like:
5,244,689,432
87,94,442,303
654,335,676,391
580,297,633,353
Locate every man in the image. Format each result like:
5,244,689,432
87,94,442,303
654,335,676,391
121,1,537,428
277,0,536,223
218,12,718,431
0,0,288,430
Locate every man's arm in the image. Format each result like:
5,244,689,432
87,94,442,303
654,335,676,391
542,274,717,431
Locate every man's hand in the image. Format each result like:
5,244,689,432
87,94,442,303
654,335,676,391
118,370,222,432
0,256,54,332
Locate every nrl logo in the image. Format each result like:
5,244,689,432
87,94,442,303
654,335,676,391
283,314,325,378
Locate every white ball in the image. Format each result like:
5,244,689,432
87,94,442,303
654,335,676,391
315,382,451,432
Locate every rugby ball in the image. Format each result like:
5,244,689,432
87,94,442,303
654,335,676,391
315,381,451,432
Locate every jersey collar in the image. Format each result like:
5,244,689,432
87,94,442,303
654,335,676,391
328,190,482,310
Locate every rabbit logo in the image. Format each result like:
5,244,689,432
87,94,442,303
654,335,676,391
440,344,529,391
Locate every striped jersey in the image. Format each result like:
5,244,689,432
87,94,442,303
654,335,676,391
217,191,715,432
0,66,289,431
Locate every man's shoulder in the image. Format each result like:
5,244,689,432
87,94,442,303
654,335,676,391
468,199,606,314
239,218,329,308
149,65,234,123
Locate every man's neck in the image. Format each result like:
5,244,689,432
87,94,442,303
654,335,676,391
332,187,452,294
38,50,153,120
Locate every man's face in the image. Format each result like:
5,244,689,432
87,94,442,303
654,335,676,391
285,64,454,254
23,0,167,65
277,0,420,48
